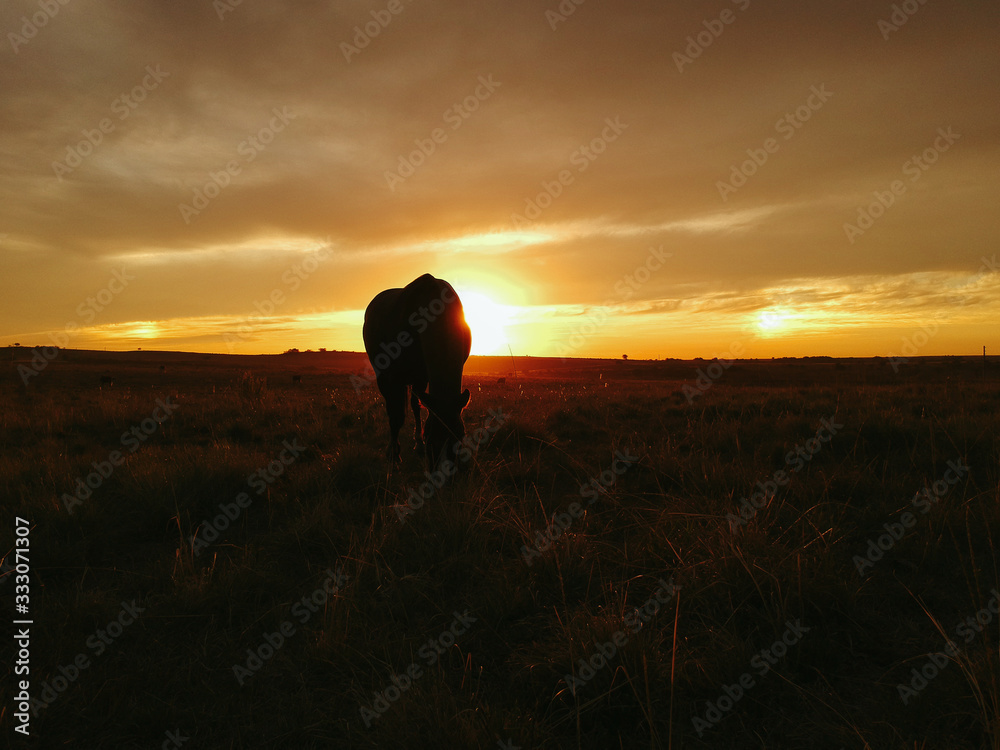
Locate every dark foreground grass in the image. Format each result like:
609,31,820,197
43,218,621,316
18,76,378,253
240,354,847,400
2,355,999,749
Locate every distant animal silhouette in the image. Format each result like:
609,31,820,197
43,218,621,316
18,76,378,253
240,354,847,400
496,377,506,385
292,374,302,384
99,375,114,386
363,274,472,471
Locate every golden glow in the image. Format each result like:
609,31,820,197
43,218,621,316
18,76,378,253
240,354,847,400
11,268,997,360
95,321,164,340
430,231,554,252
757,309,789,333
110,235,332,265
459,290,513,355
130,322,162,339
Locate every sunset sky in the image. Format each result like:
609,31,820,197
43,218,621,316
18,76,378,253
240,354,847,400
2,0,998,359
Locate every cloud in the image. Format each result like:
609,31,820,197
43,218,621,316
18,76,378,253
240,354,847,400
1,0,997,355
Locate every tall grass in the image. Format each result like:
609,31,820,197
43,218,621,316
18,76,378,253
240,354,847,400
1,358,998,748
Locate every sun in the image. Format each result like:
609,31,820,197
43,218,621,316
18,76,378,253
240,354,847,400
459,290,511,355
757,308,788,333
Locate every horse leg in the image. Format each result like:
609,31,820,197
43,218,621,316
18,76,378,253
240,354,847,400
379,380,406,463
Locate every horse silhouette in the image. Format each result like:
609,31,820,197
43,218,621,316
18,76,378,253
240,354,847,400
363,274,472,471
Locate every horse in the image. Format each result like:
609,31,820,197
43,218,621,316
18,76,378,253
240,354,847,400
363,274,472,471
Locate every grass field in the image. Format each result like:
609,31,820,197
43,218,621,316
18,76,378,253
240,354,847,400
2,348,999,749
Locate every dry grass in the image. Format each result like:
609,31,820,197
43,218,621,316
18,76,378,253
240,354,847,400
2,350,999,748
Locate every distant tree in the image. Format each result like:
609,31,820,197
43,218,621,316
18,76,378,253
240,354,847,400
622,354,628,361
283,348,300,355
319,348,327,352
